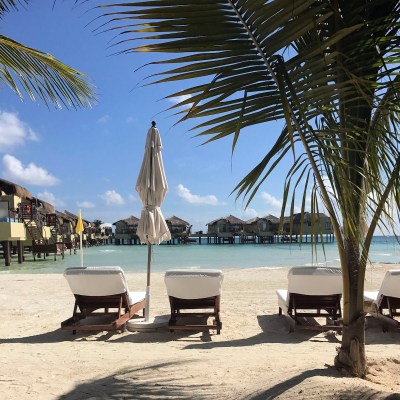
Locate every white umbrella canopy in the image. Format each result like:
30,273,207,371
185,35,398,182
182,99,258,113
136,121,171,322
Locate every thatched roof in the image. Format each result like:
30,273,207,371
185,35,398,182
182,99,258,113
263,214,280,224
63,210,90,227
32,197,55,214
56,210,75,223
285,212,330,223
0,178,32,199
246,214,280,224
64,210,78,221
166,215,190,226
207,215,245,225
113,216,139,226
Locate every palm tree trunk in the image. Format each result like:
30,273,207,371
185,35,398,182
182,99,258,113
335,238,367,377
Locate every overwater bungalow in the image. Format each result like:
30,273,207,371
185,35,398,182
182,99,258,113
0,178,32,265
113,216,140,245
206,215,245,244
21,197,65,260
63,210,91,247
55,210,78,252
283,212,334,242
244,214,280,243
166,215,192,244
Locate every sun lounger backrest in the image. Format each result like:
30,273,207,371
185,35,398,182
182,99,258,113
377,269,400,302
165,269,223,299
287,266,342,295
64,266,129,296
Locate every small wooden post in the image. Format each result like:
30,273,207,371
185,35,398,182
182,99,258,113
3,241,11,266
17,240,24,264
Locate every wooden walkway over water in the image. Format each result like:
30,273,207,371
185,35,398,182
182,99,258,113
111,233,335,245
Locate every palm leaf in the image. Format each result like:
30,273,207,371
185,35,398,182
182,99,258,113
0,35,95,109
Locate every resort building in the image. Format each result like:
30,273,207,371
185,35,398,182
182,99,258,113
283,212,334,242
166,215,192,244
243,214,280,243
55,211,78,252
113,216,140,245
0,178,31,265
206,215,246,244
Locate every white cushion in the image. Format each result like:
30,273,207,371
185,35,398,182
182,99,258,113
164,268,223,299
364,269,400,308
64,266,130,297
277,266,342,315
287,266,342,295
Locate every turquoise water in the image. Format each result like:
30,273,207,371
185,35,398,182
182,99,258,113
1,236,400,274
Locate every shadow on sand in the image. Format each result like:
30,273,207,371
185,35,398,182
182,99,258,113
57,360,400,400
245,366,400,400
57,361,217,400
183,314,342,350
2,313,398,347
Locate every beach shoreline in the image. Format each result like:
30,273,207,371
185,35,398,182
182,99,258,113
1,264,399,399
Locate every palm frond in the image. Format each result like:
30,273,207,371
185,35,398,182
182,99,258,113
0,35,96,109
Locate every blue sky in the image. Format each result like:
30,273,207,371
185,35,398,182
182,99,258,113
0,1,308,232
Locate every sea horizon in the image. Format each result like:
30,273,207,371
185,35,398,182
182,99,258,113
1,235,399,275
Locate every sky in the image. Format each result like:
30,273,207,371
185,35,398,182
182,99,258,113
0,1,313,232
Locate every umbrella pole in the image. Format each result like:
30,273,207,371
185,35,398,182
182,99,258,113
144,242,151,321
79,233,83,268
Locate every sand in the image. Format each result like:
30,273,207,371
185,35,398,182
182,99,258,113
0,264,399,399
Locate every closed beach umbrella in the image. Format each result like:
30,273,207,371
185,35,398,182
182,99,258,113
136,121,171,322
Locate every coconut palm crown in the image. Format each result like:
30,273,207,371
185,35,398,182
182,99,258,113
99,0,400,377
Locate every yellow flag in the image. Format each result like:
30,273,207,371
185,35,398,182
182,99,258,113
75,209,84,235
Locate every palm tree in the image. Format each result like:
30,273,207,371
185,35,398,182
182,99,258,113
100,1,400,377
92,219,103,234
1,1,95,108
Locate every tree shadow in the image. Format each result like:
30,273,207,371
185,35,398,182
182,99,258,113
245,365,400,399
57,361,217,400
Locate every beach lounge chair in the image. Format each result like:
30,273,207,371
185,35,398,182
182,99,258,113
164,268,224,334
276,266,342,331
364,269,400,330
61,266,145,334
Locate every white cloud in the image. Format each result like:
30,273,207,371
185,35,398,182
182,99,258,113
101,190,125,206
97,114,111,124
168,94,192,104
176,184,223,205
242,208,258,219
77,200,95,209
128,194,136,202
260,192,282,209
0,111,39,152
37,190,65,207
2,154,59,186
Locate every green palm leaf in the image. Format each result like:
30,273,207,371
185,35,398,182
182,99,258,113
0,35,95,109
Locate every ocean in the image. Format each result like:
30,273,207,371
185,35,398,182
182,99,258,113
1,236,400,274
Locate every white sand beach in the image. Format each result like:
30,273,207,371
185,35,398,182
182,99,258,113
1,264,399,399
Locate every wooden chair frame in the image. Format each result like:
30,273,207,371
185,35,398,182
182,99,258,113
61,293,145,334
279,293,342,332
378,295,400,319
168,295,222,334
